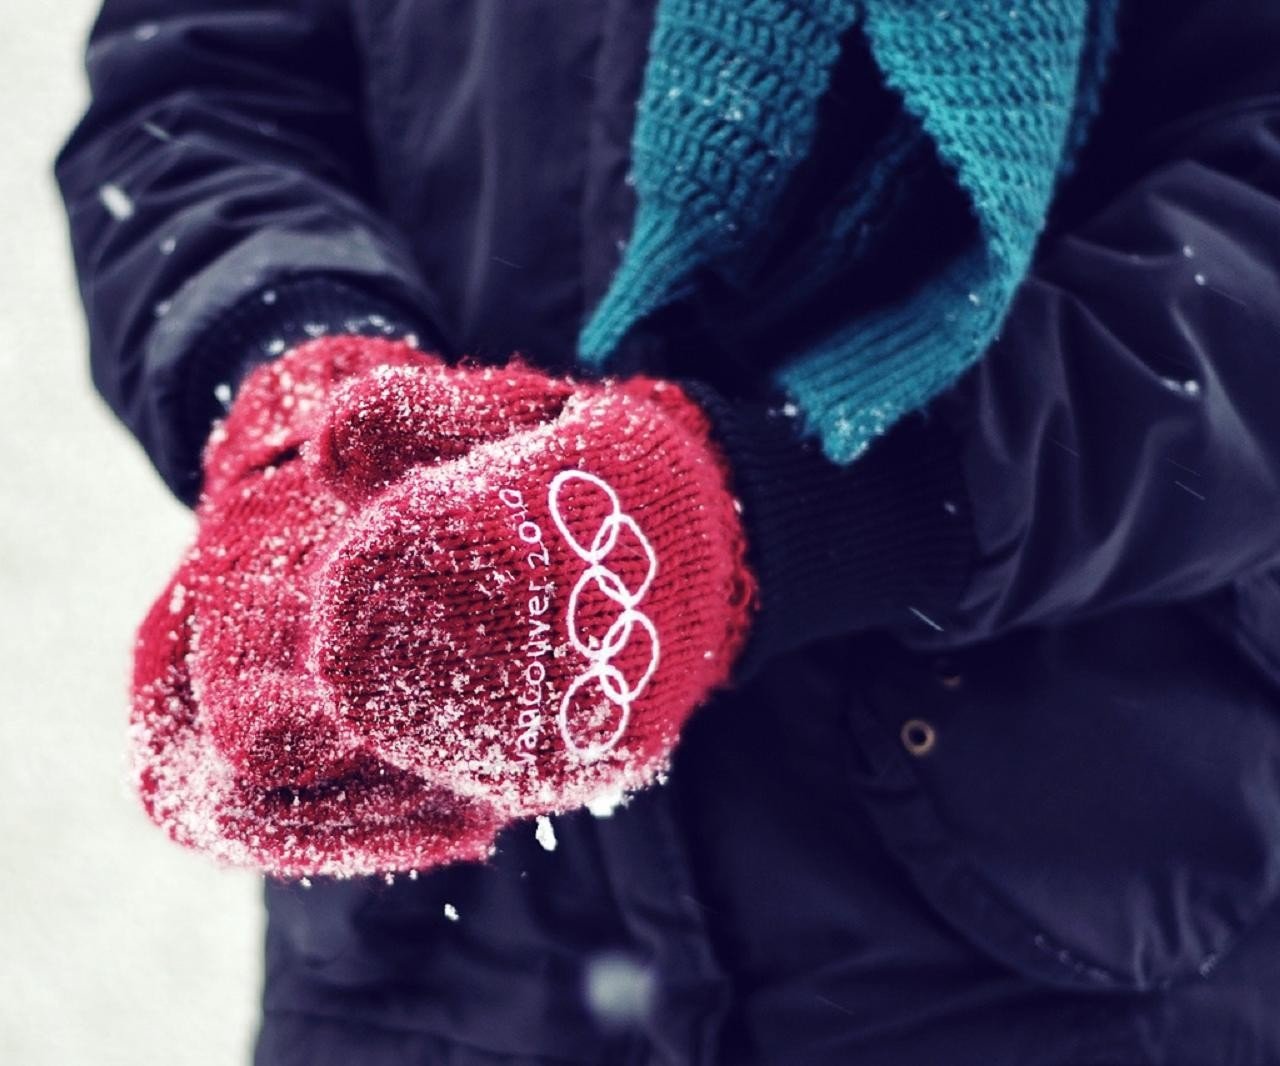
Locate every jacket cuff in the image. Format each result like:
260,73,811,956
680,382,978,677
174,275,438,505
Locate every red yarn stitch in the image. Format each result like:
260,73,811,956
130,336,756,875
310,369,755,814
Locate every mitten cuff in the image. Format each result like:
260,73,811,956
681,382,978,678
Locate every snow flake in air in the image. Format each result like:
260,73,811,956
534,815,557,852
583,952,655,1029
98,183,135,221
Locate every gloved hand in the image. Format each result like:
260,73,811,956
307,355,756,815
131,335,755,876
131,336,502,878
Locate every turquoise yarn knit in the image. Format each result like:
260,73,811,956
577,0,1120,464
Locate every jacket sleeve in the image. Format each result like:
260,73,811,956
54,0,445,504
709,0,1280,665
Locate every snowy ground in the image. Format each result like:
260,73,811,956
0,6,262,1064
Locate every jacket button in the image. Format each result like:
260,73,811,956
901,718,937,757
932,656,964,690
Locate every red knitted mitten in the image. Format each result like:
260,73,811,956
307,361,756,815
130,337,502,877
131,336,756,876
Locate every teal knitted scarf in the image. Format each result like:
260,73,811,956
577,0,1120,464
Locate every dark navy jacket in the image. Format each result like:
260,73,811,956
56,1,1280,1063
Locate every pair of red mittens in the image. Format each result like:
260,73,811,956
131,336,755,877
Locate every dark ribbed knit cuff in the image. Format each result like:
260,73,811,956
681,382,978,679
176,275,440,505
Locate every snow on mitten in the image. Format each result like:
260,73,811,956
307,364,757,815
132,566,500,878
130,335,502,876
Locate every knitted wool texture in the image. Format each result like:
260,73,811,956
131,338,754,874
578,0,1120,464
132,337,503,878
311,361,755,816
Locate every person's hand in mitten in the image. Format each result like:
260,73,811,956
131,336,504,878
305,361,757,816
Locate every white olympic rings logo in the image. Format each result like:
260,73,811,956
547,469,660,760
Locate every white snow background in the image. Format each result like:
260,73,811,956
0,4,262,1064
